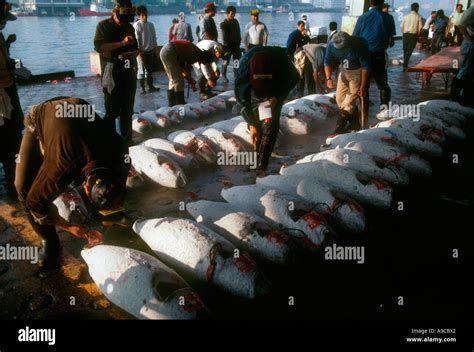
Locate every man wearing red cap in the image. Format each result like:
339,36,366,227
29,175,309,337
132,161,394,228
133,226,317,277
235,46,299,172
200,2,218,41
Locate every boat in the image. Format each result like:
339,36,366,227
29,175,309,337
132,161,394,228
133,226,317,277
79,3,111,16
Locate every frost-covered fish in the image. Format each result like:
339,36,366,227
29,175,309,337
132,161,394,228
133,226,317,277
221,184,331,251
133,218,269,299
167,130,218,165
186,200,292,265
256,175,365,234
81,245,208,320
280,160,393,209
297,148,410,187
142,138,200,171
128,145,187,188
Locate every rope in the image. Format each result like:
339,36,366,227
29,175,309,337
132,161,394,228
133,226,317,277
206,243,222,283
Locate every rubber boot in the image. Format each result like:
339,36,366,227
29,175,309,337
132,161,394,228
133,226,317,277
167,89,176,107
138,79,146,94
147,75,159,92
347,106,361,131
451,77,463,102
222,64,229,83
175,90,186,105
333,110,350,134
380,87,391,107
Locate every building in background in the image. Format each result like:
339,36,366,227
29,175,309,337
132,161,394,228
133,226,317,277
18,0,85,15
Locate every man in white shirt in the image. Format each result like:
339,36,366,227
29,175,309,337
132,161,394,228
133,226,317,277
243,9,268,52
449,4,465,46
301,14,311,36
133,6,159,93
401,2,423,68
193,40,223,100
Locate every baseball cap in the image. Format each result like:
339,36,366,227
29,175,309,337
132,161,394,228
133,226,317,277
204,2,217,10
250,9,259,15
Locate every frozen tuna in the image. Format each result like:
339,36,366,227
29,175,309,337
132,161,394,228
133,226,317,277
133,218,268,299
53,186,89,225
186,200,292,265
256,174,365,234
142,138,199,171
297,148,410,186
132,114,154,134
336,140,432,178
128,145,187,188
280,160,393,209
221,184,331,251
81,245,208,320
325,128,443,158
167,130,218,165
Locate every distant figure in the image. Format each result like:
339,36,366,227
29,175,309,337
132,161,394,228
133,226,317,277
0,2,24,198
220,6,241,83
353,0,393,120
451,4,474,105
243,9,268,52
134,6,159,94
173,12,193,42
449,4,464,46
301,14,311,36
286,20,310,58
196,15,203,41
200,2,218,41
168,18,178,42
328,21,338,41
401,2,423,68
421,11,437,49
431,9,450,55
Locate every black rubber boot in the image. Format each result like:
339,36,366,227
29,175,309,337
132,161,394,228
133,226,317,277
380,87,391,107
147,76,160,92
138,79,146,94
451,77,463,102
37,239,61,278
333,110,350,134
347,106,361,131
167,90,177,107
222,64,228,83
175,90,186,105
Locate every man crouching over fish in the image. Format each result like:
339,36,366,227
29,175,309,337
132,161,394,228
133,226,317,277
14,97,130,278
235,46,299,173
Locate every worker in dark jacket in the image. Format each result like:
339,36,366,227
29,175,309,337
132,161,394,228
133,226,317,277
286,20,310,58
220,6,241,83
235,46,299,172
15,97,130,277
94,0,138,147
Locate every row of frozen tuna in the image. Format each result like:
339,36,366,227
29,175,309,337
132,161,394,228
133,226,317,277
125,94,340,189
68,98,474,319
131,91,235,134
